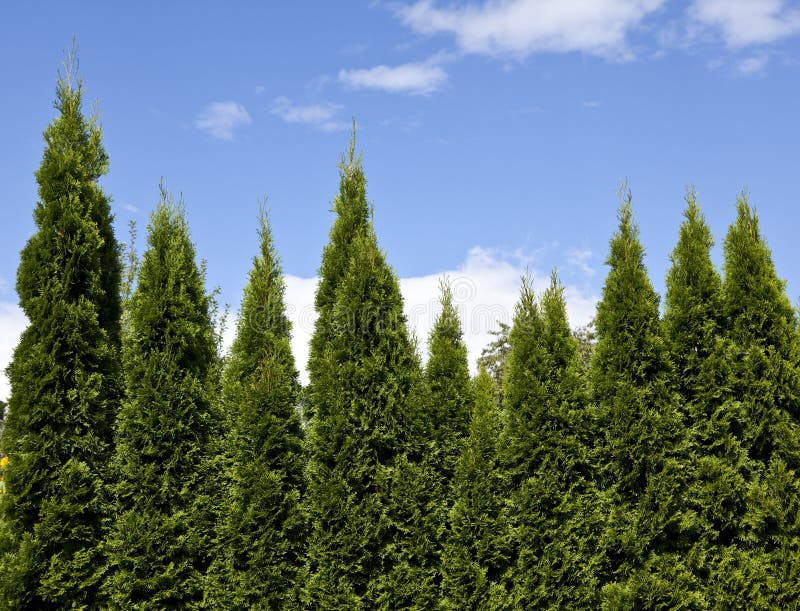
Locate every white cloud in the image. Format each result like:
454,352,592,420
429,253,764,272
270,97,348,132
0,249,599,400
222,246,599,384
582,100,602,109
397,0,664,60
737,54,769,75
194,101,252,141
255,85,266,96
0,303,27,402
120,203,139,214
339,60,448,95
565,247,596,276
689,0,800,47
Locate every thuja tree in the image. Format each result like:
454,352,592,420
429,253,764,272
711,195,800,606
0,59,121,609
305,126,370,423
662,189,749,604
303,229,427,609
104,190,219,608
440,366,508,610
205,209,305,609
592,192,697,608
503,273,604,609
425,280,472,502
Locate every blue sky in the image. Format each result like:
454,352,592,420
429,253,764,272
2,1,800,396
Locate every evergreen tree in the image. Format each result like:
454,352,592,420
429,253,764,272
305,125,370,423
592,191,697,608
104,189,219,608
205,208,305,609
662,189,750,606
303,227,427,609
0,56,121,609
711,195,800,606
425,279,472,501
440,366,508,610
477,322,510,399
503,273,604,609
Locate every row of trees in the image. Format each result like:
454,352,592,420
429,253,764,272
1,63,799,610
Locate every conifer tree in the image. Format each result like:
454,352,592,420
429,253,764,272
305,125,370,422
440,366,508,610
425,280,472,500
303,228,427,609
205,208,305,609
662,189,750,605
503,273,603,608
104,189,219,608
0,55,121,609
663,188,724,404
711,195,800,605
592,191,697,608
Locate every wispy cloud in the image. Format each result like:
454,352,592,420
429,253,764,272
565,247,596,276
194,101,252,141
121,203,140,214
339,59,448,95
737,54,769,75
397,0,664,60
582,100,602,108
270,97,348,132
689,0,800,47
254,85,266,96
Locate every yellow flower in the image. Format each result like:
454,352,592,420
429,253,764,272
0,456,9,468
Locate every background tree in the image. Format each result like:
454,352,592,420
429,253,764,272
105,189,219,609
0,52,121,609
477,322,510,400
205,208,306,609
503,273,604,608
440,366,508,610
425,279,472,502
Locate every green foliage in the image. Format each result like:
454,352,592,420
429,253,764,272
426,280,472,500
502,273,605,609
303,227,427,609
591,191,692,607
306,125,370,423
0,60,121,609
205,208,306,609
711,194,800,605
104,190,219,609
440,366,509,610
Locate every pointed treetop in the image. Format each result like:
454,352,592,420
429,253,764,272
723,191,794,349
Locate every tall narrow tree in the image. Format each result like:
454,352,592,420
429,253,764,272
425,280,472,501
440,366,508,610
503,273,603,608
0,56,121,609
712,195,800,606
105,190,219,608
303,227,425,609
305,126,370,423
663,189,749,605
205,208,305,609
592,191,696,608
